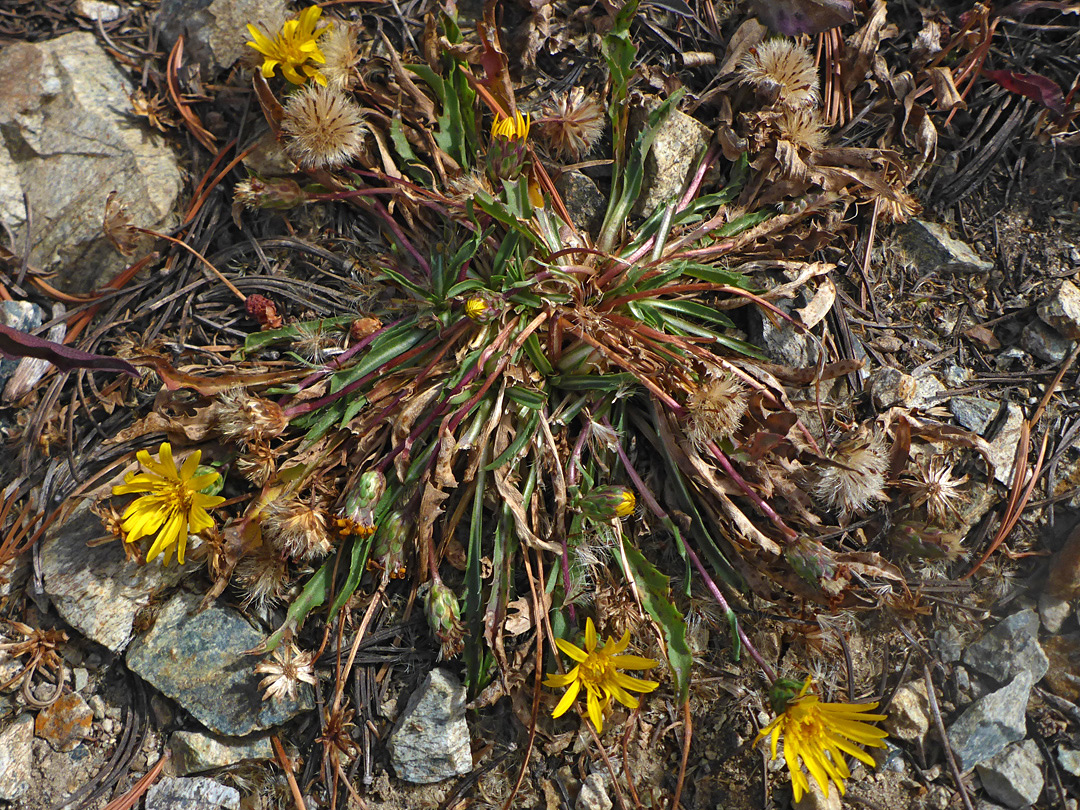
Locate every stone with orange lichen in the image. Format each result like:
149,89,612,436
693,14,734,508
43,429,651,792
34,692,93,752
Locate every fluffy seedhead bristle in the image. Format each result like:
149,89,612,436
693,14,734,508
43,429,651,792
738,38,819,108
234,541,291,610
320,23,361,89
776,107,828,151
281,84,368,169
539,87,605,161
812,430,888,519
261,497,333,560
685,368,748,446
210,388,289,446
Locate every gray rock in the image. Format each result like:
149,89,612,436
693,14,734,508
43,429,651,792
0,302,43,388
751,297,818,369
155,0,289,73
896,219,993,276
1039,280,1080,340
985,403,1025,485
947,671,1033,771
0,33,182,292
1022,320,1072,363
555,172,606,236
1039,592,1072,634
885,681,930,743
950,396,998,436
75,0,123,21
1058,747,1080,777
976,740,1043,809
869,367,943,409
635,107,711,218
41,504,187,653
145,776,240,810
963,609,1049,684
126,591,312,737
388,669,472,784
0,713,33,801
935,625,965,663
169,730,273,776
576,773,612,810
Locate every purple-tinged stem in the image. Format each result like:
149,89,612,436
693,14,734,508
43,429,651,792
705,440,797,541
370,199,431,279
606,424,776,684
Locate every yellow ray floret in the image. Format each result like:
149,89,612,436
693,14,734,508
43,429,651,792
491,111,530,141
755,678,889,802
246,6,331,86
112,442,226,565
544,617,659,732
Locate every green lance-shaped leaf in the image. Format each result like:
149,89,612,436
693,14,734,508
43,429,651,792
617,537,693,701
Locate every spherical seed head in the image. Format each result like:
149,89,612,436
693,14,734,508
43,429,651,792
539,87,605,161
812,430,888,519
776,107,828,151
210,388,289,446
261,497,333,560
281,84,369,169
738,38,819,108
685,369,748,446
320,22,360,89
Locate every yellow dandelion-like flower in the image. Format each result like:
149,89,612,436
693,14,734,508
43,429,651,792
756,678,888,802
544,618,659,732
246,6,331,86
112,442,226,565
491,111,530,141
464,297,488,321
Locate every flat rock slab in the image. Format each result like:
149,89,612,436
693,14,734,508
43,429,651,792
388,668,472,783
126,591,312,737
145,776,240,810
0,713,33,801
34,692,93,752
41,505,188,653
896,219,993,275
169,729,273,776
963,609,1049,684
976,740,1043,809
0,33,182,292
947,671,1033,772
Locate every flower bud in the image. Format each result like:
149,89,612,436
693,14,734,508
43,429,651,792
768,677,808,713
425,579,464,659
367,510,407,579
889,521,962,560
234,176,309,211
336,471,385,539
577,486,636,520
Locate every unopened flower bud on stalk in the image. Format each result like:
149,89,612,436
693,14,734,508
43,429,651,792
577,486,636,520
234,177,309,211
425,579,464,659
367,510,407,579
335,470,384,538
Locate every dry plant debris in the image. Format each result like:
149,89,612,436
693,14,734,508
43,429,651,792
0,0,1077,807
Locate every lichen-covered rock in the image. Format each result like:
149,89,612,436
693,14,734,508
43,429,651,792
126,591,312,736
0,33,181,292
388,669,472,783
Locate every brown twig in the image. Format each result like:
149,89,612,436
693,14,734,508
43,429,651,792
671,699,692,810
272,735,307,810
923,665,975,810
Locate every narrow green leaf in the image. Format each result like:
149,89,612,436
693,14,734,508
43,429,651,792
484,411,540,470
618,538,693,701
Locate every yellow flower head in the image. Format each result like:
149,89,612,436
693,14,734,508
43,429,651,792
544,618,659,732
464,297,488,321
614,490,636,517
112,442,226,565
246,6,331,86
491,111,530,142
756,678,888,802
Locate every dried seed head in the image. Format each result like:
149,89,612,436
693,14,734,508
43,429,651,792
281,84,368,169
539,87,605,161
255,644,316,702
103,192,140,255
234,541,291,609
236,444,278,486
812,430,888,519
685,368,748,446
320,23,361,89
738,38,819,108
291,320,346,363
776,107,828,151
874,185,922,224
261,497,333,560
210,388,290,446
902,455,968,525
